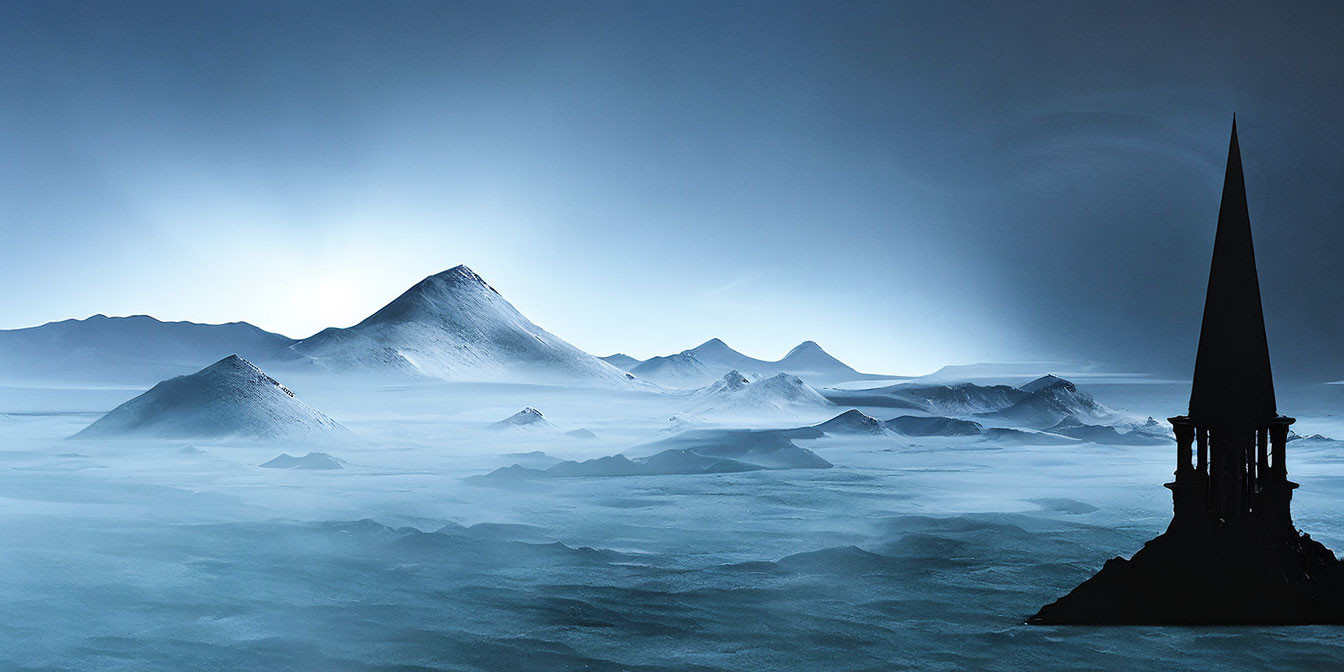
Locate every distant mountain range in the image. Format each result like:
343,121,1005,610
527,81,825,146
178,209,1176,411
824,374,1113,429
0,266,631,388
0,314,298,386
602,338,891,387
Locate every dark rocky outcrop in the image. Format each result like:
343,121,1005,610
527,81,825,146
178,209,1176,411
1030,518,1344,624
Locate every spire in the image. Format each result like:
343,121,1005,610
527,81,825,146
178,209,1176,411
1188,118,1277,425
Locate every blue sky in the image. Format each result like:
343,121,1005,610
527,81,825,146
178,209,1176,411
2,1,1341,378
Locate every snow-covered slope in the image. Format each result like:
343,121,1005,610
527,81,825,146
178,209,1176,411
628,351,718,387
288,266,632,386
0,314,297,386
72,355,348,440
686,371,835,417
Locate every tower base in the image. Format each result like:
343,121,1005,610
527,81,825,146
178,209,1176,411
1029,517,1344,625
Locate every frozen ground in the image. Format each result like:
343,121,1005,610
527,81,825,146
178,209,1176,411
2,380,1344,670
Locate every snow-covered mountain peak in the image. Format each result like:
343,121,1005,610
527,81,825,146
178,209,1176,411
778,340,858,374
430,265,498,292
787,340,823,353
287,267,631,386
198,354,297,398
688,338,750,362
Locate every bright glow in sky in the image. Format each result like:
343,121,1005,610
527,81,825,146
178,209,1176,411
2,2,1342,379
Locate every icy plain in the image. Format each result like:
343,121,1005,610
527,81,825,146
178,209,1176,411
2,378,1344,671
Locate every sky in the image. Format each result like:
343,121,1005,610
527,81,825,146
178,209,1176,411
1,1,1341,379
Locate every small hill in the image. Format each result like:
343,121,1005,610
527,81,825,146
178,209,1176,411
261,452,344,469
490,407,555,430
479,428,831,481
811,409,891,436
686,371,835,417
71,355,349,440
885,415,985,437
1046,417,1169,445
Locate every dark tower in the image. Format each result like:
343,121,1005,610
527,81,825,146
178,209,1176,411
1166,118,1297,531
1030,120,1344,625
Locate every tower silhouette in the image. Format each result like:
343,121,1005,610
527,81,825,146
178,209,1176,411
1030,120,1344,625
1167,117,1296,532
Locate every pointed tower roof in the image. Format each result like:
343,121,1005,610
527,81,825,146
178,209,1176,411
1188,118,1277,425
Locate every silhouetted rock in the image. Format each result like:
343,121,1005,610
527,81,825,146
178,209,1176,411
1030,520,1344,624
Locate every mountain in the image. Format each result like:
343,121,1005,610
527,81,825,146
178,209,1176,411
679,338,879,384
686,338,770,372
287,266,631,386
686,371,835,417
0,314,297,386
490,407,555,431
72,355,348,440
989,375,1111,427
627,351,718,387
809,409,892,436
775,341,862,379
599,353,640,370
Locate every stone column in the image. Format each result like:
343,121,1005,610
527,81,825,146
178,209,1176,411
1170,417,1194,476
1196,427,1209,475
1268,416,1298,527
